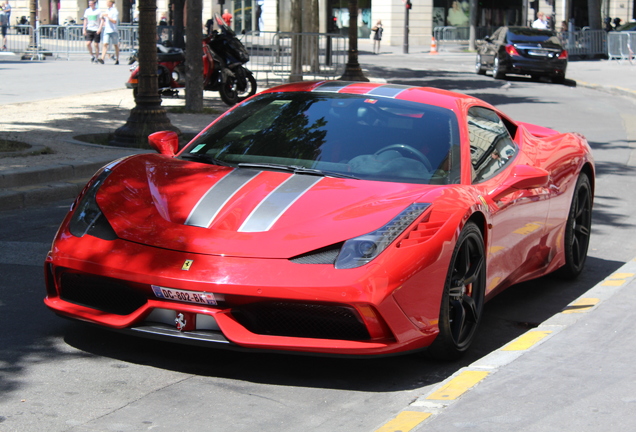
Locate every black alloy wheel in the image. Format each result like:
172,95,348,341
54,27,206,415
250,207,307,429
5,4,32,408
428,222,486,360
556,173,592,279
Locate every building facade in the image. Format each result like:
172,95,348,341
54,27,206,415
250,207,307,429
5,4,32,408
8,0,636,45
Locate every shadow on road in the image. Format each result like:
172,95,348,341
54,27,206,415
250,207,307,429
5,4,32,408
48,255,619,394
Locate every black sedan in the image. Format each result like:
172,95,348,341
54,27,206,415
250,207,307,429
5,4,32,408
476,26,568,83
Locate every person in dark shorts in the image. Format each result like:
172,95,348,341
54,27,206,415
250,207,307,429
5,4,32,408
83,0,103,62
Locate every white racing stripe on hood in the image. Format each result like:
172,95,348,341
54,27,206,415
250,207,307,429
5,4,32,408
185,169,262,228
238,175,322,233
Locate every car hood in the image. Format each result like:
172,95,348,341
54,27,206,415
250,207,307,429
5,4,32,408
95,155,443,258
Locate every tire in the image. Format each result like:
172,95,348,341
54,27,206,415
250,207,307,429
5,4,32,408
237,70,257,103
555,173,592,279
475,54,486,75
492,57,505,79
219,77,239,106
427,222,486,361
552,74,566,84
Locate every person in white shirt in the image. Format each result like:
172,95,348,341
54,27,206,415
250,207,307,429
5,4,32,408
532,11,548,29
100,0,119,64
83,0,103,62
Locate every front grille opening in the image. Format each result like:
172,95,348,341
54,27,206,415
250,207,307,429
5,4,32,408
59,273,148,315
232,302,370,340
289,243,343,264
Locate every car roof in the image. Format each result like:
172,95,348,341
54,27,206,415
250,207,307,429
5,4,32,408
259,81,490,112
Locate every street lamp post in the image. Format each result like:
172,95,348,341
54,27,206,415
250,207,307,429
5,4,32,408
403,0,412,54
110,0,180,148
338,0,368,82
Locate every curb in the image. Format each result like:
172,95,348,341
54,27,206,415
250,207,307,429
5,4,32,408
574,79,636,100
0,159,114,210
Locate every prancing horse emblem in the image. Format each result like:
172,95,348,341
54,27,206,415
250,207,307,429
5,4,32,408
175,313,187,331
182,259,194,271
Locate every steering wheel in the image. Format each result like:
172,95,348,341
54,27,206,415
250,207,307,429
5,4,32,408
374,144,433,172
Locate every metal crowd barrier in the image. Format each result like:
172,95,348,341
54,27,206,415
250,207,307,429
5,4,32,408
433,26,498,52
242,31,348,83
3,25,347,82
560,30,607,58
607,31,635,63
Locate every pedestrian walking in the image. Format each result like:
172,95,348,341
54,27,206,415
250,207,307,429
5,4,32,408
100,0,119,65
372,20,383,54
2,1,10,24
0,1,10,51
82,0,103,62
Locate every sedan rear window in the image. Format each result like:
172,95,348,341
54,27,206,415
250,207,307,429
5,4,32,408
507,28,557,43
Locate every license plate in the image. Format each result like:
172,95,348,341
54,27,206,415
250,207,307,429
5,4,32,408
151,285,218,305
528,50,549,56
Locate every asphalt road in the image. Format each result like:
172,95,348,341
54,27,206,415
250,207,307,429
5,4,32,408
1,54,636,431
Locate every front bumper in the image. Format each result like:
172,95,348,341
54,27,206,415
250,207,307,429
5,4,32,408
506,57,567,77
44,233,443,356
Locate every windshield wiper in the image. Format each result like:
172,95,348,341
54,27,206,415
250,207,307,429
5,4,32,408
181,153,234,167
237,163,359,179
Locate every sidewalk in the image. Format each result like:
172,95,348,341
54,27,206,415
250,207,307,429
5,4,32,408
1,44,636,210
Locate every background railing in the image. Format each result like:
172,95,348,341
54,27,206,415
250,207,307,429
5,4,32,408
607,32,635,63
3,25,349,82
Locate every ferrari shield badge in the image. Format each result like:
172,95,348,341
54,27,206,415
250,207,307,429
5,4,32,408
182,259,194,271
175,313,187,331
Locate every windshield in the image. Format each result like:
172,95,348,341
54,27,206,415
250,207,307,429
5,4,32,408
182,92,461,185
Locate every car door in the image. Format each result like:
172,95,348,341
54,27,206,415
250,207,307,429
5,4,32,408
467,106,551,296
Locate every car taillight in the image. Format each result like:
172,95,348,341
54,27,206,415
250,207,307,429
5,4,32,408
558,50,568,59
505,44,520,56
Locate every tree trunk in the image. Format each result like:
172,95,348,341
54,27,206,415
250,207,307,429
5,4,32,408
185,0,204,112
173,0,186,49
587,0,602,30
289,0,303,82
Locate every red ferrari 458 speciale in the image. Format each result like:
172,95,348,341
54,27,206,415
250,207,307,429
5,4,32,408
44,81,594,360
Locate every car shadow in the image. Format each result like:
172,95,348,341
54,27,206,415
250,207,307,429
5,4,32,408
58,255,620,393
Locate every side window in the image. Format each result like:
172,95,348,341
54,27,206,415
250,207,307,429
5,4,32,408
468,106,517,183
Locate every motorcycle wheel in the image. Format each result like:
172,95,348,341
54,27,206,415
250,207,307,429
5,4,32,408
219,78,239,106
237,70,257,103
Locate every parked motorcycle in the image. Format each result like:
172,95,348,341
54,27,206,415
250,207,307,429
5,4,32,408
126,14,256,106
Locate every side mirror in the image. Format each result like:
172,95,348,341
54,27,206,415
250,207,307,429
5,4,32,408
148,131,179,156
489,164,549,202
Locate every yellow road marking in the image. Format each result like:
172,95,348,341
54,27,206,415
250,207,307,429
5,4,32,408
374,411,432,432
562,298,600,314
426,370,489,400
602,279,627,286
501,330,552,351
610,273,635,279
601,272,635,286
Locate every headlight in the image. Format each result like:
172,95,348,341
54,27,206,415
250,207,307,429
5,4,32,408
335,203,431,269
68,168,116,240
